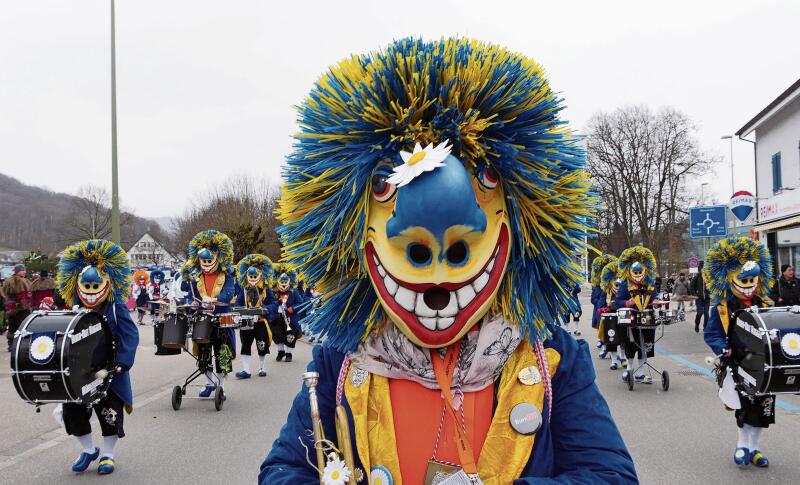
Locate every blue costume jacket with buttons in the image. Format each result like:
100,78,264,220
101,301,139,406
259,326,638,484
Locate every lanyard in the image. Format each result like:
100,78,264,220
431,341,478,475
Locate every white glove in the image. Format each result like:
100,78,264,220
202,296,213,304
748,305,760,314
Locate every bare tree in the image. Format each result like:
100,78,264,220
586,106,718,273
172,176,281,261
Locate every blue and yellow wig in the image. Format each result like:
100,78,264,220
57,239,131,305
618,246,657,287
277,37,595,351
590,254,617,287
185,230,234,276
599,260,621,296
236,254,274,287
704,236,773,304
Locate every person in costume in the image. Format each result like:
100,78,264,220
3,264,31,351
703,236,775,468
56,240,139,475
31,269,57,309
590,254,617,352
614,246,659,385
131,270,149,325
261,38,636,484
599,260,628,371
235,254,275,378
148,269,167,315
182,230,238,398
267,266,303,363
562,282,582,336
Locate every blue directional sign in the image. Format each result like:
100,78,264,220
689,205,728,239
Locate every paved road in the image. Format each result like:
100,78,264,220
1,297,799,484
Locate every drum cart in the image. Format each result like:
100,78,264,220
617,307,678,392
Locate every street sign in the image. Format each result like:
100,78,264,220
729,190,755,222
687,257,699,269
689,205,728,239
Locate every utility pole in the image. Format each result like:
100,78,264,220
110,0,120,244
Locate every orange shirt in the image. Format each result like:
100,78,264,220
202,273,219,298
389,377,494,483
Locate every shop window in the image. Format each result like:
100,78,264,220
772,152,782,193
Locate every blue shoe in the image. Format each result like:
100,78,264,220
199,384,216,398
621,371,631,382
72,447,100,472
599,349,608,359
750,450,769,468
595,341,603,349
258,370,267,377
734,447,750,467
235,370,251,379
610,362,619,370
635,374,653,384
621,359,629,368
97,456,115,475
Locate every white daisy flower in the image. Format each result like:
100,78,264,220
387,140,452,187
781,332,800,358
322,457,351,485
30,335,55,362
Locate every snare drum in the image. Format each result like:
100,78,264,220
155,313,189,353
10,310,115,405
617,308,635,327
729,307,800,396
639,309,656,327
218,313,238,329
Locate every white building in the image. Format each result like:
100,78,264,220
127,233,179,268
738,78,800,271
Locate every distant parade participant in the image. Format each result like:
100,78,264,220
563,282,582,336
38,296,57,311
268,266,302,363
590,254,617,351
182,230,237,398
56,240,139,475
703,236,775,468
3,264,31,351
131,270,149,325
599,259,628,370
235,254,275,379
169,268,188,305
148,269,167,314
690,261,709,332
771,263,800,306
615,246,659,384
30,269,56,309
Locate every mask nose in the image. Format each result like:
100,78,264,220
387,155,486,267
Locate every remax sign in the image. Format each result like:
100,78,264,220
729,190,755,222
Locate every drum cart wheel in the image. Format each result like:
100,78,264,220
661,370,670,391
627,374,634,391
171,386,183,410
214,387,224,411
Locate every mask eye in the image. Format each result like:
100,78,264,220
371,172,397,202
477,165,499,189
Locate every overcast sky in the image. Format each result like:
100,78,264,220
1,0,798,218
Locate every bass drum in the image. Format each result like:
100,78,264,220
155,313,188,353
601,312,623,348
10,310,115,405
730,307,800,395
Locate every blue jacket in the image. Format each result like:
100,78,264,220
613,281,657,311
260,326,638,484
591,285,606,327
268,289,305,332
704,297,768,356
103,301,139,405
184,272,236,315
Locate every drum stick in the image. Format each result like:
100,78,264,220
95,369,109,380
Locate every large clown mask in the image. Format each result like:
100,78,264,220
730,261,761,301
198,248,219,274
246,267,263,288
365,144,511,348
78,266,111,308
629,262,647,285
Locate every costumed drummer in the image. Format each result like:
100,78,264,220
703,236,775,468
56,240,139,475
235,254,276,379
131,270,149,325
590,254,616,355
182,230,238,398
614,246,660,385
261,38,636,484
599,260,628,371
148,269,168,315
268,266,303,363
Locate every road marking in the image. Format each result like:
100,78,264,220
0,385,173,471
656,346,800,414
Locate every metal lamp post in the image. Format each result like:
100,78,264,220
110,0,120,244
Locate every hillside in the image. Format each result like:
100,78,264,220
0,173,169,254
